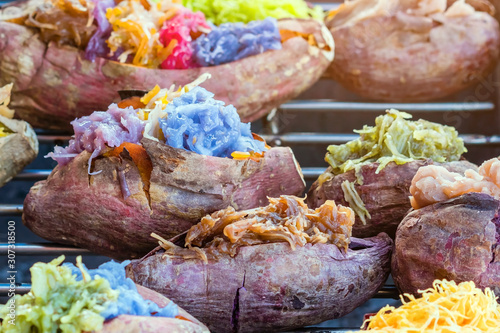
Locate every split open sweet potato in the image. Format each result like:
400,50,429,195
0,115,38,187
23,138,305,260
0,83,38,187
307,109,471,239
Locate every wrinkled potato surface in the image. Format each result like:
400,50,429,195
392,192,500,297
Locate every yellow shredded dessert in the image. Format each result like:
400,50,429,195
360,280,500,333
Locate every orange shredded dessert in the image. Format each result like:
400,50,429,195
359,280,500,333
410,158,500,209
153,195,355,261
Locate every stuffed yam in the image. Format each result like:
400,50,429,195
325,0,500,101
307,109,472,239
0,83,38,187
126,196,393,333
392,158,500,296
0,0,333,129
23,77,306,260
0,256,209,333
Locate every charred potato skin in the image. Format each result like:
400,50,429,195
0,115,38,187
307,160,477,239
126,233,393,333
392,192,500,296
325,9,500,101
22,138,306,260
0,14,334,129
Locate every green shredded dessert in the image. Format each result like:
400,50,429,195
182,0,324,25
325,109,466,175
0,256,117,333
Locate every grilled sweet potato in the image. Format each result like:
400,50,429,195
325,0,500,101
23,138,305,260
307,159,476,239
0,6,333,129
126,233,393,333
392,192,500,297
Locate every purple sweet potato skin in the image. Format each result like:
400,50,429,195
392,192,500,296
307,159,476,239
0,18,333,129
22,139,305,260
126,233,393,333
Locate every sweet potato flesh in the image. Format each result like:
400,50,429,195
279,29,330,51
117,96,146,110
156,196,355,259
104,142,153,195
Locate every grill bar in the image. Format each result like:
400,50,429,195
0,205,22,216
262,133,500,146
0,243,92,256
11,169,52,181
0,284,31,296
278,101,495,112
